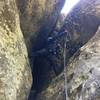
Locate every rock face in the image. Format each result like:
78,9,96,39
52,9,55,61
16,0,65,99
37,27,100,100
55,13,66,32
60,0,100,54
67,27,100,100
1,0,100,100
16,0,65,52
0,0,32,100
36,0,100,100
16,1,65,95
55,0,100,72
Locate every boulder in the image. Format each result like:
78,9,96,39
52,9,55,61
0,0,32,100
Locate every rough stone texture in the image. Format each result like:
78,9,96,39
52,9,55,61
67,26,100,100
55,13,66,32
36,27,100,100
0,0,32,100
36,0,100,100
61,0,100,45
48,0,100,75
16,0,65,99
16,0,65,52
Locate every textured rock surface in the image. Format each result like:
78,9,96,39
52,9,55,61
0,0,32,100
61,0,100,47
16,0,65,52
49,0,100,75
67,26,100,100
14,0,65,99
55,13,66,32
37,26,100,100
72,27,100,100
36,0,100,100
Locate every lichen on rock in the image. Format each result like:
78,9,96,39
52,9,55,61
0,0,32,100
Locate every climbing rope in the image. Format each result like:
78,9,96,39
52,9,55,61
63,33,69,100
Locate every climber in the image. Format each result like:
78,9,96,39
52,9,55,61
29,30,71,75
30,30,70,57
